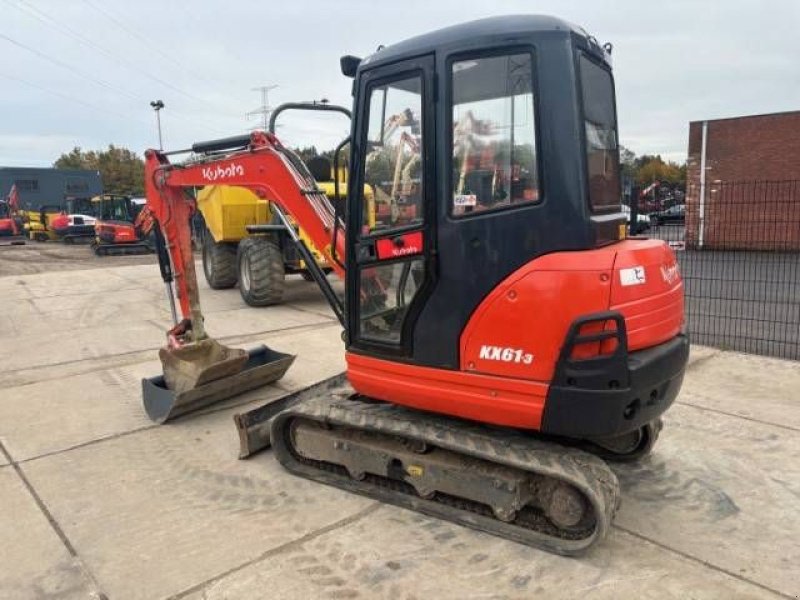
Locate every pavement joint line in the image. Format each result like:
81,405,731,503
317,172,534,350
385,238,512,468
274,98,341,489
675,400,800,433
167,502,383,600
614,525,793,600
23,283,145,302
0,321,340,389
17,380,321,465
283,302,339,321
0,438,109,600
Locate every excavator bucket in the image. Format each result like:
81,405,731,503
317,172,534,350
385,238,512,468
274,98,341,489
142,342,295,423
160,338,248,393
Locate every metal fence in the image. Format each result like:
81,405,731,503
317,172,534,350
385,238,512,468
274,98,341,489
632,180,800,360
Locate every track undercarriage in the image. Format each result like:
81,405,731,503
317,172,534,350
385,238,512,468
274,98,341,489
235,376,661,555
92,241,153,256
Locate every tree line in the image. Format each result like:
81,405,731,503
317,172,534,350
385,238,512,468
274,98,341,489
52,144,688,197
620,146,686,190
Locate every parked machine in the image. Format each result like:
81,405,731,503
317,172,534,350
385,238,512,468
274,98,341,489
198,185,332,306
0,200,25,245
26,202,97,243
91,193,153,255
139,16,688,555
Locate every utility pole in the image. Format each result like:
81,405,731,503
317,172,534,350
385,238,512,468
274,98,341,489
246,85,278,131
150,100,165,150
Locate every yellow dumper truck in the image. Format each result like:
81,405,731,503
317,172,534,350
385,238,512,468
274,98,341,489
198,176,342,307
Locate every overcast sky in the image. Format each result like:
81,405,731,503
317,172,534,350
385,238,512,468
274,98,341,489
1,0,798,167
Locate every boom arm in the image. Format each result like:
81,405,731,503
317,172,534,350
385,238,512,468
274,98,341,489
144,131,347,341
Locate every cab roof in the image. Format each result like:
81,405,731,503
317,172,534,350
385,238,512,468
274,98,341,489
360,15,599,69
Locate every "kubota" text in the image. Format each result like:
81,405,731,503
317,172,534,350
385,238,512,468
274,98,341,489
201,163,244,181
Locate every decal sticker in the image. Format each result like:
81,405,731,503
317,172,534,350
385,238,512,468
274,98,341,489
619,266,646,286
453,194,477,207
478,345,534,365
661,262,681,285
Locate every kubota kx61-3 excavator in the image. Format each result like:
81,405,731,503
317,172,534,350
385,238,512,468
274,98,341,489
140,16,688,555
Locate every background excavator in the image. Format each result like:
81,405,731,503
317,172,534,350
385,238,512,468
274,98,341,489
91,193,154,255
0,183,25,245
139,15,688,556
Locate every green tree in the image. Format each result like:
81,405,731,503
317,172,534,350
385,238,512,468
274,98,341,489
635,155,683,186
619,145,637,182
54,145,145,195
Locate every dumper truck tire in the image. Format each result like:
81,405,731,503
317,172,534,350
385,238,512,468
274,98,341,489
237,237,285,306
202,233,237,289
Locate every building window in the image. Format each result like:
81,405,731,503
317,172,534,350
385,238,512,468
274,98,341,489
451,53,538,216
65,177,89,194
15,179,39,192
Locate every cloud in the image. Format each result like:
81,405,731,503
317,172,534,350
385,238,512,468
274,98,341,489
1,0,797,167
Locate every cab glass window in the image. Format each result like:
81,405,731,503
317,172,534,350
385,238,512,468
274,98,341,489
580,55,621,211
361,76,423,234
451,53,538,216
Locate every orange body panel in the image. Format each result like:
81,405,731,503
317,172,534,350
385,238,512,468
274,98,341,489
346,351,547,429
347,239,684,431
609,239,684,351
0,219,19,235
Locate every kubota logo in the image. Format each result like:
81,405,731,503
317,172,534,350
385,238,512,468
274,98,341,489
661,262,680,285
389,245,420,256
478,345,534,364
201,163,244,181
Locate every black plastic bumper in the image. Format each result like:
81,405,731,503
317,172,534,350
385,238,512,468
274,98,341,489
542,322,689,438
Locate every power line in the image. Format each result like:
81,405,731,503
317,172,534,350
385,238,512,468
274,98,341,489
0,71,151,127
0,31,235,138
4,0,239,118
0,31,144,103
80,0,245,111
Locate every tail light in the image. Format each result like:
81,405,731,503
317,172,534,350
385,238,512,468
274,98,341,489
554,312,630,390
570,319,620,360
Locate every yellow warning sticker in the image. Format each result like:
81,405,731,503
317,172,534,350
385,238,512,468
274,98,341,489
406,465,424,477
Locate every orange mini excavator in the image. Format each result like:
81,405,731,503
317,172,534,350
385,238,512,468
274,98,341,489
140,16,688,555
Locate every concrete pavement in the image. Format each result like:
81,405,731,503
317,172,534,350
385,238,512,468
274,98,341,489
0,260,798,599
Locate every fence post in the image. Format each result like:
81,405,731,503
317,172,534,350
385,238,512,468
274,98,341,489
698,120,708,248
630,185,641,234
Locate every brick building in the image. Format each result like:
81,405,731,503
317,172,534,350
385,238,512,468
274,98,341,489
685,110,800,250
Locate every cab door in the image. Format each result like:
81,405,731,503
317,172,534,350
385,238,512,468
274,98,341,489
346,55,435,358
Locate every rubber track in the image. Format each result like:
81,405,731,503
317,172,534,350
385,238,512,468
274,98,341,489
271,395,621,556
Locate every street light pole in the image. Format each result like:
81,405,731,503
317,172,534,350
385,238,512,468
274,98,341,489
150,100,165,150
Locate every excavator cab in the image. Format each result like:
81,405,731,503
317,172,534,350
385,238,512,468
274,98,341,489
345,18,621,358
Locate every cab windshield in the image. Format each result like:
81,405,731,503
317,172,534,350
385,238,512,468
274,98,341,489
99,198,132,222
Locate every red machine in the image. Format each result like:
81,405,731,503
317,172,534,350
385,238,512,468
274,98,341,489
141,16,688,555
91,194,153,255
0,185,25,245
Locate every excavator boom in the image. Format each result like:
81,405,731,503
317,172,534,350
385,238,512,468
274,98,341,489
140,131,347,421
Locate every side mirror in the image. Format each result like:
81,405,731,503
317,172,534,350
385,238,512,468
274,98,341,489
340,55,361,78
